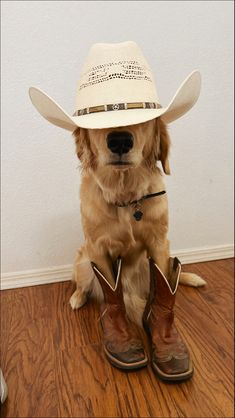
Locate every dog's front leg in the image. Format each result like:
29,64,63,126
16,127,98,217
70,243,116,309
70,245,95,310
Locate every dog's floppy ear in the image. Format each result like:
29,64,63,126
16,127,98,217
73,127,83,160
157,118,171,175
73,128,97,170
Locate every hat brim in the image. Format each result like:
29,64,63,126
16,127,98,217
29,70,201,131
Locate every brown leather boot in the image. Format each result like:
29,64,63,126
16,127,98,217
91,258,148,370
143,257,193,381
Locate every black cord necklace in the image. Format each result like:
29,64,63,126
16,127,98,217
115,190,166,221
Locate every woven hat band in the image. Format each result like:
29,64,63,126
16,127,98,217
73,102,162,116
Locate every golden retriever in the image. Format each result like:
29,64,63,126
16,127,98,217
70,118,205,325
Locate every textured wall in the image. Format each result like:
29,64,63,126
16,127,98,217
2,1,234,273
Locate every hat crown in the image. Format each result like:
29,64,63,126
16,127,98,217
29,41,201,131
75,41,159,110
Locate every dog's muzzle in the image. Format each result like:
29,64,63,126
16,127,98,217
107,131,133,156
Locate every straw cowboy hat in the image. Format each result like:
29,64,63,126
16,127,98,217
29,41,201,131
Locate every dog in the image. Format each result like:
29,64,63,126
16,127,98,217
29,40,203,377
69,117,206,326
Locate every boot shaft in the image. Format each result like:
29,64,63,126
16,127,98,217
91,258,124,306
149,257,181,310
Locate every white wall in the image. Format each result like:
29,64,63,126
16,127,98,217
2,1,234,274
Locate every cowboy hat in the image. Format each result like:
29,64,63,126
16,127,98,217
29,41,201,131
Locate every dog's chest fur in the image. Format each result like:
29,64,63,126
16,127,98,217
80,169,168,259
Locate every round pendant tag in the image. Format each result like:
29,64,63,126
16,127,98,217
133,210,143,221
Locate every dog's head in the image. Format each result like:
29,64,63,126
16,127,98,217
73,117,171,175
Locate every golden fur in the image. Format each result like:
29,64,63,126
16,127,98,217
70,118,205,325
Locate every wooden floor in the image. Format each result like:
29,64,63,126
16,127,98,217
1,259,234,418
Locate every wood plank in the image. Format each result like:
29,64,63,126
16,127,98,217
176,287,233,389
182,259,234,326
50,280,101,350
1,288,59,418
1,289,13,332
1,290,13,369
55,344,124,418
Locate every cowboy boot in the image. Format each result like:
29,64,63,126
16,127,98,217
143,257,193,381
91,258,148,370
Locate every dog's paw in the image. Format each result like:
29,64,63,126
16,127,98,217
69,289,87,310
179,272,207,287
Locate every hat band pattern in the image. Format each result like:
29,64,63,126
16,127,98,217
73,102,161,117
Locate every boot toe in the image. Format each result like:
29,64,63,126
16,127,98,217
104,345,148,370
152,355,193,381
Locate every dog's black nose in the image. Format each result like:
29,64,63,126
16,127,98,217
107,131,133,155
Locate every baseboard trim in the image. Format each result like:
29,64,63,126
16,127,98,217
1,244,234,290
172,244,234,264
1,265,73,291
